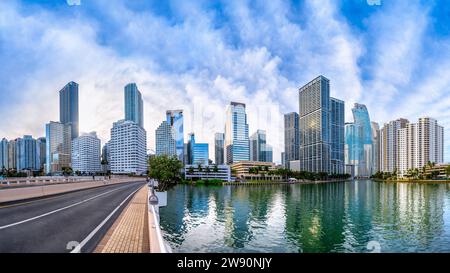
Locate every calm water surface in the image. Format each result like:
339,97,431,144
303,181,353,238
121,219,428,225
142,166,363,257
159,180,450,253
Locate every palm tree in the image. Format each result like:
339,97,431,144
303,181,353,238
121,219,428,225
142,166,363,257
197,164,203,173
213,164,219,173
187,166,195,182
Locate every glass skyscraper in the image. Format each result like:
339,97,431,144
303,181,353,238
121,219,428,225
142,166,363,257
166,110,184,163
214,133,225,165
330,98,345,174
187,133,209,166
299,76,331,173
250,130,273,162
46,121,72,174
124,83,144,128
155,120,176,157
284,112,299,168
59,81,79,140
345,103,373,177
225,102,250,164
0,138,8,170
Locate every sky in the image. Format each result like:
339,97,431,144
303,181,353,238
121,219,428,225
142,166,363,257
1,0,450,163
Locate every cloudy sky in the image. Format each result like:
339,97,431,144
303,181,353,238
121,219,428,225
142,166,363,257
1,0,450,163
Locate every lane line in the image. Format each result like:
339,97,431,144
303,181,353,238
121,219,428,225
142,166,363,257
70,184,144,253
0,183,137,230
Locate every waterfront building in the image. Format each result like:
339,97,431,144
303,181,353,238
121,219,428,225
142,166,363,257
225,102,250,164
72,132,101,174
110,119,147,175
16,135,38,171
46,121,72,174
289,160,301,172
184,164,231,182
59,81,79,140
230,161,281,181
345,103,373,177
397,117,444,177
0,138,8,170
281,152,286,168
187,133,209,166
124,83,144,128
284,112,300,168
155,120,176,157
37,137,46,170
250,130,273,162
380,118,409,173
330,98,345,174
166,110,184,163
299,76,344,173
371,122,380,173
214,133,225,165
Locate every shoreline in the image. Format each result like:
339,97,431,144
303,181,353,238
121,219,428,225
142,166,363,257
182,179,352,186
372,178,450,184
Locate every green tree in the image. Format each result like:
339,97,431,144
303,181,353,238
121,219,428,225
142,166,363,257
445,165,450,179
148,155,183,192
197,164,203,173
213,164,219,173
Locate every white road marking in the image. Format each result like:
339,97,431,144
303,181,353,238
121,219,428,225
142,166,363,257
0,184,134,230
70,185,142,253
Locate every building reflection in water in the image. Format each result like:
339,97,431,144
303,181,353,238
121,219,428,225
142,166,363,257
159,181,450,253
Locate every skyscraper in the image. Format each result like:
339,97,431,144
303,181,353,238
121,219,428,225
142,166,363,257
250,130,273,162
380,118,409,173
110,120,147,174
214,133,225,165
46,121,72,174
16,135,38,171
166,110,184,162
371,122,380,173
284,112,299,168
101,141,111,172
330,98,345,174
397,117,444,177
187,133,209,166
72,132,101,174
8,139,16,170
0,138,8,170
345,103,373,177
37,137,46,170
155,120,176,157
299,76,331,173
60,81,79,140
124,83,144,128
225,102,250,164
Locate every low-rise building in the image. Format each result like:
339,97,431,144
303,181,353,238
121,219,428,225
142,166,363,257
184,164,231,182
231,161,281,181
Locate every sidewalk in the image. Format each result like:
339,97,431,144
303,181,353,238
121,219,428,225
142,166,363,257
0,178,143,204
94,185,150,253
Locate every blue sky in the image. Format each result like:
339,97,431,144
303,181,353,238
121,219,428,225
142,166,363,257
1,0,450,162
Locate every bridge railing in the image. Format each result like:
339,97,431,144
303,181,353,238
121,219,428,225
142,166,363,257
0,176,110,186
147,182,172,253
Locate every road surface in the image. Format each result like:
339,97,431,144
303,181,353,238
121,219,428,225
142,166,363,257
0,180,146,253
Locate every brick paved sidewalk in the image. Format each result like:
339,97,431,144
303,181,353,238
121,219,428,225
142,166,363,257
95,185,150,253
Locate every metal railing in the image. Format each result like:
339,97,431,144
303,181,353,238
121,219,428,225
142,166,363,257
147,181,172,253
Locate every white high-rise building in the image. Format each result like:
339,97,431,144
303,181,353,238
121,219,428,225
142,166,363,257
0,138,8,170
110,120,147,175
155,120,176,157
380,118,409,173
72,132,101,174
397,117,444,177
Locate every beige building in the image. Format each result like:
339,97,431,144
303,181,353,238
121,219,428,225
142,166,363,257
230,161,281,181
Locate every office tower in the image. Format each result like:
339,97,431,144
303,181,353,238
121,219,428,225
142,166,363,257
224,102,250,164
0,138,8,170
215,133,225,165
380,118,409,173
284,112,300,168
16,135,38,171
166,110,184,162
330,98,345,174
250,130,273,162
299,76,331,173
344,103,373,177
110,120,147,175
101,141,111,172
60,81,79,140
72,132,101,174
397,117,444,177
46,121,72,174
187,133,209,166
371,122,380,173
8,140,16,170
37,137,46,170
155,120,176,157
281,152,286,168
124,83,144,128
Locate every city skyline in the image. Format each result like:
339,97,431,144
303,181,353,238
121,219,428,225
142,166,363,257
1,1,450,163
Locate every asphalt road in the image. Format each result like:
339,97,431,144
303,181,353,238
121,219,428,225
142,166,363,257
0,180,147,253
